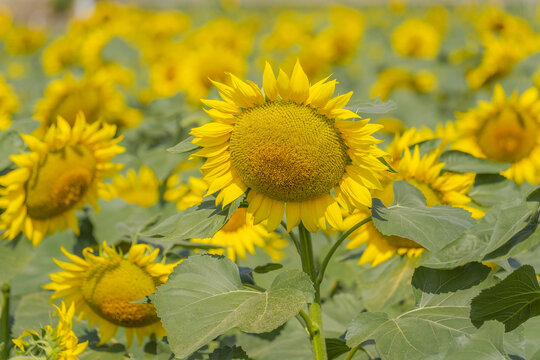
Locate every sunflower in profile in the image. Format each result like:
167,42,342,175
453,84,540,184
190,61,388,233
13,301,88,360
0,113,124,246
345,128,480,266
44,242,180,347
192,208,288,262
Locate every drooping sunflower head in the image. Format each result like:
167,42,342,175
346,128,480,266
191,207,288,262
34,74,141,135
190,60,388,233
13,301,88,360
44,242,180,347
453,84,540,184
0,113,124,246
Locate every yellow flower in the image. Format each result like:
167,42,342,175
370,67,437,101
42,35,80,74
0,113,124,246
346,129,480,266
453,84,540,184
43,242,180,347
13,301,88,360
190,61,388,233
192,208,288,262
109,166,160,208
0,75,19,130
2,25,46,55
391,19,441,59
164,176,208,211
34,74,142,134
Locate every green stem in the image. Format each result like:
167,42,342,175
1,284,10,360
315,216,372,287
281,221,301,255
298,223,327,360
344,345,359,360
298,309,316,336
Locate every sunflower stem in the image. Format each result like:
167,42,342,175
298,223,327,360
315,216,372,287
1,283,11,360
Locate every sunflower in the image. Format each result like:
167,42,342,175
0,75,19,130
109,166,160,208
13,301,88,360
192,208,288,262
43,242,180,347
391,19,441,59
190,61,388,233
0,113,124,246
346,128,480,266
164,175,208,211
453,84,540,184
34,74,141,135
370,67,437,101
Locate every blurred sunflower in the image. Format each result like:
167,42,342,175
0,113,124,246
0,75,19,130
44,242,180,347
192,208,288,262
13,301,88,360
108,166,160,208
370,67,437,101
190,61,388,233
164,176,208,211
391,19,441,59
346,128,480,266
34,74,141,134
453,84,540,184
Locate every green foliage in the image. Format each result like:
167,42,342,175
420,200,539,268
153,255,314,359
0,240,34,285
411,262,492,294
167,135,200,155
439,150,511,174
208,345,249,360
470,265,540,332
254,263,283,274
408,138,443,157
372,181,475,251
443,321,508,360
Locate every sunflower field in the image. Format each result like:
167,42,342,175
1,1,540,359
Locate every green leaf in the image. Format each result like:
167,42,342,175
322,294,364,338
254,263,283,274
408,138,443,157
0,239,35,285
208,345,249,360
346,280,493,360
469,174,521,207
443,321,507,360
439,150,511,174
420,201,537,268
12,292,53,336
166,135,200,154
325,338,350,360
411,262,492,294
527,185,540,202
470,265,540,332
153,255,314,359
142,195,244,242
372,181,475,251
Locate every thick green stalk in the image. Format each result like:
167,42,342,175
1,284,11,360
298,223,327,360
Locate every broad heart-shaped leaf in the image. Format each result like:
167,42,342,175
411,262,492,294
470,265,540,332
153,255,314,359
0,239,35,285
346,281,492,360
439,150,511,174
372,181,475,252
469,174,521,207
166,135,200,154
420,200,538,268
443,321,507,360
142,195,244,242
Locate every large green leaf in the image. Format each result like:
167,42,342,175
166,135,200,155
443,321,507,360
468,174,521,207
420,201,537,268
346,280,493,360
372,181,475,251
142,195,244,242
411,262,492,294
470,265,540,332
153,255,314,359
12,292,53,337
0,239,35,285
439,150,511,174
